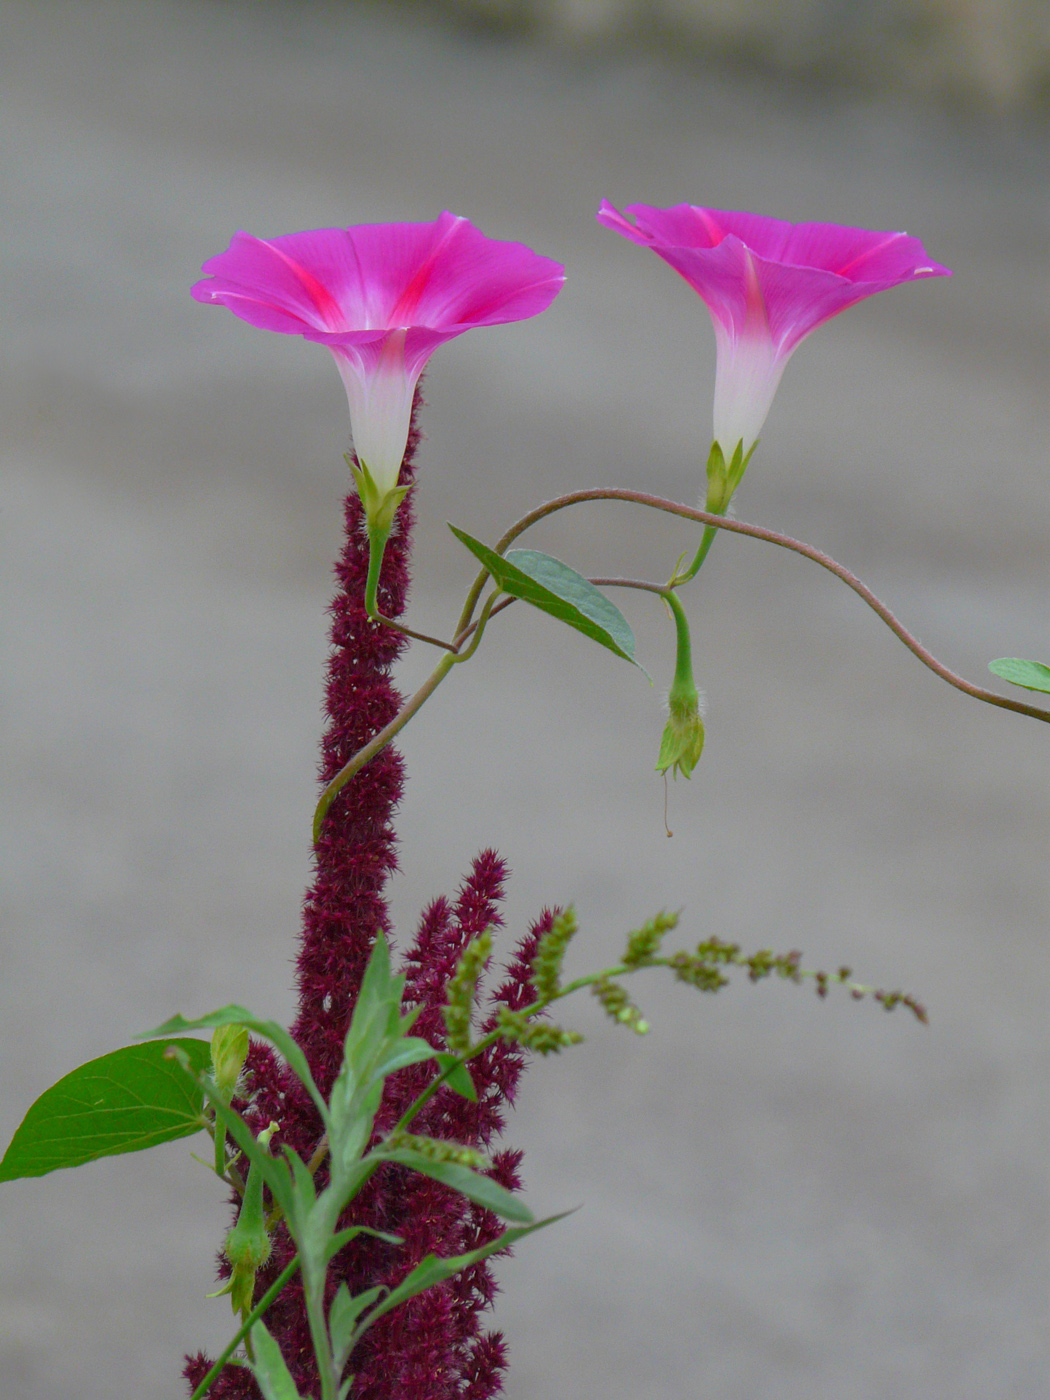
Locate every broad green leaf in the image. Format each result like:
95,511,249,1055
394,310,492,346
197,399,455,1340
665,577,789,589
249,1320,305,1400
374,1147,534,1222
330,1282,384,1374
434,1053,477,1102
0,1039,211,1182
988,657,1050,694
449,527,643,669
355,1211,574,1342
140,1006,327,1125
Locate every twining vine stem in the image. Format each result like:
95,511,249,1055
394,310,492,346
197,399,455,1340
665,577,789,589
313,487,1050,844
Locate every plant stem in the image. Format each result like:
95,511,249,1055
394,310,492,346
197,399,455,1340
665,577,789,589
313,650,456,843
676,522,719,582
482,486,1050,726
189,1256,301,1400
303,1271,339,1400
325,485,1050,848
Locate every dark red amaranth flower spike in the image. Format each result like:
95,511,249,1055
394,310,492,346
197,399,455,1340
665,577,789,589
184,395,419,1400
183,390,557,1400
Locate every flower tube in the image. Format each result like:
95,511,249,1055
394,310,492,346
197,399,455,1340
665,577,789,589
597,201,950,529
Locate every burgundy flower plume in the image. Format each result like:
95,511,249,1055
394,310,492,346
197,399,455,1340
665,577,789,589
184,217,564,1399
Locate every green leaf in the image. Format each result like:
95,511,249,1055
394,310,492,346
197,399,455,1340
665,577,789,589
329,1282,385,1374
164,1045,298,1223
0,1039,211,1182
140,1006,328,1126
367,1037,440,1084
249,1320,305,1400
449,528,643,670
355,1211,574,1342
325,1224,402,1265
434,1054,477,1102
374,1147,534,1222
989,657,1050,694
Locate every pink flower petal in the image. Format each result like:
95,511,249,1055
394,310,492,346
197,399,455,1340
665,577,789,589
193,215,565,491
598,199,950,458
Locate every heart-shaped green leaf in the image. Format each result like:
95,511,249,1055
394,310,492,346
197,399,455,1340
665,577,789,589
0,1039,211,1181
988,657,1050,694
450,527,644,671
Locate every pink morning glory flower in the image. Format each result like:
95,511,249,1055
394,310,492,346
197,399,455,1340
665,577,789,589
597,200,950,476
192,213,565,500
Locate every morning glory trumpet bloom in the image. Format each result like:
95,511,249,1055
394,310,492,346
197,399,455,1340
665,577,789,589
192,214,565,507
597,200,951,483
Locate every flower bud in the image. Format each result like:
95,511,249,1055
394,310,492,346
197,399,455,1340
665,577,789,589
210,1024,249,1103
655,591,705,780
655,688,705,781
222,1122,278,1318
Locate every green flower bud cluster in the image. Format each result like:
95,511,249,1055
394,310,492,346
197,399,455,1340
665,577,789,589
622,910,679,967
531,907,579,1001
442,929,493,1055
590,977,649,1034
496,1007,584,1056
667,952,731,993
386,1131,488,1170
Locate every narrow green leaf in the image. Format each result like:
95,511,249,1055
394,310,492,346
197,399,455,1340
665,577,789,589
449,527,642,669
374,1147,534,1222
140,1007,327,1126
989,657,1050,694
165,1046,298,1223
0,1040,211,1182
249,1320,305,1400
325,1225,402,1265
330,1283,384,1374
351,933,405,1050
434,1054,477,1102
355,1211,574,1341
367,1037,440,1084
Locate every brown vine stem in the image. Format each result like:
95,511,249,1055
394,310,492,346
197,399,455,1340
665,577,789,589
482,487,1050,726
317,486,1050,846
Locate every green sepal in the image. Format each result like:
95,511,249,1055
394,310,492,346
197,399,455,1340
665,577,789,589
988,657,1050,694
448,528,646,672
705,438,757,515
0,1039,212,1182
705,440,729,514
348,457,411,538
655,700,705,779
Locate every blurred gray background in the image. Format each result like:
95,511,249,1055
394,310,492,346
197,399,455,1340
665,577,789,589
1,2,1049,1397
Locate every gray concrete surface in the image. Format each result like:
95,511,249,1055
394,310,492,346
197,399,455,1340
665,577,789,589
1,2,1049,1396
